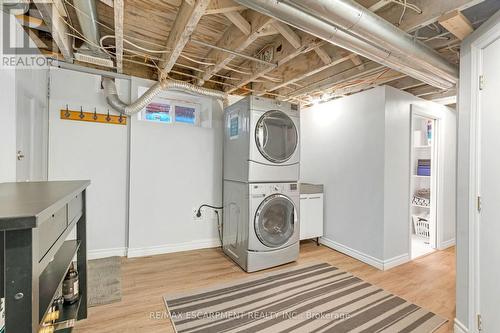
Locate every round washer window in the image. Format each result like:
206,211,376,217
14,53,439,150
255,110,298,163
255,194,295,248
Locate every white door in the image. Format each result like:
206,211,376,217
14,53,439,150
16,97,34,181
16,96,48,182
478,36,500,332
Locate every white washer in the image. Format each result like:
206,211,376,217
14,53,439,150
223,181,300,272
224,96,300,183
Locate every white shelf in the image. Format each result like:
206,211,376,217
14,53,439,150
414,145,432,149
412,204,431,209
413,175,430,178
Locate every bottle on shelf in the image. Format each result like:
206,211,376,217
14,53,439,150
62,262,79,304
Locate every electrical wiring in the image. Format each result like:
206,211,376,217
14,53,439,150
100,35,171,54
179,53,216,66
222,66,251,75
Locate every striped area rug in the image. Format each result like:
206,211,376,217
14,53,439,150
163,263,447,333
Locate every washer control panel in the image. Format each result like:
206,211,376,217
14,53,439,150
250,183,299,196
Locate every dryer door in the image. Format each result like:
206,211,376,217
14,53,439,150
254,194,296,248
255,110,298,163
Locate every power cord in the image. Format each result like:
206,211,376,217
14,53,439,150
196,204,224,246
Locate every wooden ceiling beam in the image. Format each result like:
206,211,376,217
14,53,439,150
160,0,211,74
268,51,354,93
113,0,124,73
289,62,386,98
272,21,301,49
313,46,332,65
438,10,474,40
205,0,246,14
376,0,484,32
224,11,251,35
33,0,73,61
198,11,275,84
224,32,322,93
369,0,392,12
349,54,365,70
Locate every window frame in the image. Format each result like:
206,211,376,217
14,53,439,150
139,96,200,126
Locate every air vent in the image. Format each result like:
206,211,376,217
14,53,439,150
74,53,114,68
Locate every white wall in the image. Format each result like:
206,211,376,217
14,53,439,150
301,87,387,263
301,85,456,270
48,67,130,258
127,78,223,257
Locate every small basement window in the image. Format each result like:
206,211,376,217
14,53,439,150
140,98,200,126
144,102,171,123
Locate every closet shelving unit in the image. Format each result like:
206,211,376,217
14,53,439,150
410,116,436,259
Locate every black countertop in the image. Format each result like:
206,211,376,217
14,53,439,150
0,180,90,231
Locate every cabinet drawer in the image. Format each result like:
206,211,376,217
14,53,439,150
38,206,68,260
68,193,83,224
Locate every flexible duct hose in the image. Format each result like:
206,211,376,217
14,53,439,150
102,77,229,116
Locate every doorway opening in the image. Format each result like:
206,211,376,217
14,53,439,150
409,110,438,259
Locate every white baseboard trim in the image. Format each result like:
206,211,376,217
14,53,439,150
88,247,127,260
319,237,385,270
127,238,220,258
439,238,456,250
319,237,409,270
454,318,469,333
383,253,410,270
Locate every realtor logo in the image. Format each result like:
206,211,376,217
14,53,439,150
1,1,55,68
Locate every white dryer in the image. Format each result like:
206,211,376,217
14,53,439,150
223,181,300,272
224,96,300,183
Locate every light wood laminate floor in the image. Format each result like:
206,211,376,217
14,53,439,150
74,241,455,333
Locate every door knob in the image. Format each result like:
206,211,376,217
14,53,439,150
17,150,25,160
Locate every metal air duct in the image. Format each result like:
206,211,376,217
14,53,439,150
73,0,113,67
234,0,457,90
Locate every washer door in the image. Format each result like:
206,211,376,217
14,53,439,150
255,194,296,248
255,110,298,163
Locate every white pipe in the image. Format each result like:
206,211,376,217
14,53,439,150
102,78,228,116
234,0,457,90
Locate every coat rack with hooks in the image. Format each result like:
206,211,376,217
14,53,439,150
60,105,127,125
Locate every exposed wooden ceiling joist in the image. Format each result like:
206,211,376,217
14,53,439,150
113,0,124,73
198,11,275,84
349,54,365,70
205,0,246,15
438,10,474,40
379,0,484,32
225,32,323,93
290,63,387,98
369,0,392,12
33,0,73,61
160,0,211,74
265,50,355,93
313,46,332,65
272,21,301,49
223,11,251,35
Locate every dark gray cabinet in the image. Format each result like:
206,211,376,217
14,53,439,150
0,180,90,333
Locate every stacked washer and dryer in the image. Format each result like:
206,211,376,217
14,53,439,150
223,96,300,272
